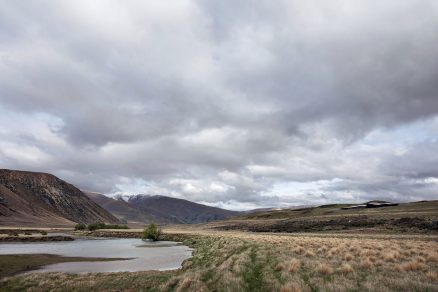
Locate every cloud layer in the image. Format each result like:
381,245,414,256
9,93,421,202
1,0,438,209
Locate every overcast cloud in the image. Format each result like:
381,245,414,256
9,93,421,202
1,0,438,210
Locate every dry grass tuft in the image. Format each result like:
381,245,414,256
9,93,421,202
344,253,353,261
328,248,339,256
339,263,353,275
383,251,399,262
177,277,192,291
402,261,427,272
361,249,374,257
288,258,301,273
426,271,437,281
276,263,285,271
426,252,438,263
375,260,384,266
360,258,373,269
316,263,333,275
415,256,426,263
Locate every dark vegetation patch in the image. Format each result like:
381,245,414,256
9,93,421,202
0,235,73,242
214,216,438,233
75,222,129,231
241,246,265,291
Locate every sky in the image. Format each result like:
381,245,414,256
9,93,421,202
1,1,438,210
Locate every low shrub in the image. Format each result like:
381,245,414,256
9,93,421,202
87,222,129,231
142,223,161,241
104,224,129,229
74,223,86,230
87,222,106,231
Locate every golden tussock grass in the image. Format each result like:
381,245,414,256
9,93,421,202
344,253,353,261
426,252,438,262
401,261,428,272
288,258,300,273
328,248,339,256
339,263,353,275
361,249,374,257
316,263,333,275
383,251,400,262
415,256,426,263
178,277,192,290
426,271,437,281
360,258,373,269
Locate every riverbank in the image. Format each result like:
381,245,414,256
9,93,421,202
0,235,74,242
1,229,437,291
72,229,142,238
0,254,129,279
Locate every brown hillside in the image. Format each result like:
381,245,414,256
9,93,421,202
0,169,119,227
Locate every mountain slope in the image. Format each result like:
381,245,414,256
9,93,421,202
84,192,174,224
0,169,119,227
86,193,241,224
128,195,240,224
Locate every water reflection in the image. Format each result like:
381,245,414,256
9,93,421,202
0,238,192,273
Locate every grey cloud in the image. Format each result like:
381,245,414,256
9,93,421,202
1,1,438,209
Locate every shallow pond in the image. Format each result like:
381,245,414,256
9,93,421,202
0,238,192,273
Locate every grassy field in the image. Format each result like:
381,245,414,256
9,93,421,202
1,228,437,291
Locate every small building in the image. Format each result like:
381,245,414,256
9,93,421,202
341,204,366,210
341,201,398,210
366,201,398,208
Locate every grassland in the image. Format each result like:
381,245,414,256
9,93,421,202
1,228,437,292
207,200,438,233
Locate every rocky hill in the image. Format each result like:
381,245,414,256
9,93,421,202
86,193,241,225
0,169,119,227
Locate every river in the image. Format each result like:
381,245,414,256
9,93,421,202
0,237,192,273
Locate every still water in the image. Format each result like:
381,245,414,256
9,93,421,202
0,238,192,273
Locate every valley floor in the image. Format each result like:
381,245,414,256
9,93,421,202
1,228,438,291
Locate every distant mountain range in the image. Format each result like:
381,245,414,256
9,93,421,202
0,169,119,227
86,192,241,225
0,169,241,227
